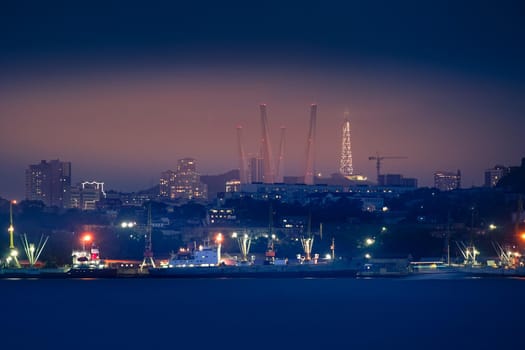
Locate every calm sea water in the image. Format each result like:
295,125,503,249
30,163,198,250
2,277,524,349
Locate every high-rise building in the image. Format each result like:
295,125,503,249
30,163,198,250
434,170,461,191
25,159,71,208
339,112,353,177
159,170,175,198
159,158,207,200
70,181,106,210
484,165,508,187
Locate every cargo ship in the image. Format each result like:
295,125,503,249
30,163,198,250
149,238,358,278
67,235,117,278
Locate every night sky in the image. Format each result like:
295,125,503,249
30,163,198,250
1,1,524,199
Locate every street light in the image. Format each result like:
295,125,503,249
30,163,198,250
365,238,375,246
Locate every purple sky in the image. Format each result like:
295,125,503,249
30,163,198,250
0,61,523,200
1,1,524,200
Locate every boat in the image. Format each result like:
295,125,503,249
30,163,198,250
68,236,117,278
149,239,358,278
0,267,69,279
356,258,410,277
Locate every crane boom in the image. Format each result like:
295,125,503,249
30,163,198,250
368,153,407,184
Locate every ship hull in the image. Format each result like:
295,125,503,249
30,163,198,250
67,267,118,278
149,263,358,278
0,268,69,279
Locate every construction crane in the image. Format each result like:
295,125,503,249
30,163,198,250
368,153,407,184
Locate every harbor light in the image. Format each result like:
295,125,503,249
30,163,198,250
81,234,93,251
365,253,371,259
232,232,238,238
365,238,375,246
10,249,18,257
520,232,525,241
381,226,388,233
120,221,136,228
382,206,389,212
489,224,497,230
216,233,223,243
325,253,332,260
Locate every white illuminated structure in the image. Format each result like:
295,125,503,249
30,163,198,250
339,111,354,177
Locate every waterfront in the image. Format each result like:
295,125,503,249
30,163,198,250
2,277,524,349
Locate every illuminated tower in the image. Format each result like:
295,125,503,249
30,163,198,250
339,111,354,177
260,104,275,183
304,104,317,185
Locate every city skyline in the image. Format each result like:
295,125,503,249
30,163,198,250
1,1,523,199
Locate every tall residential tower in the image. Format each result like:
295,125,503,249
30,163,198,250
25,159,72,208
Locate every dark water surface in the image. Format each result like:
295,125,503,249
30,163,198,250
2,277,524,349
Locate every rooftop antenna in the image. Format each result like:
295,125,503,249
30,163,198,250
140,202,156,270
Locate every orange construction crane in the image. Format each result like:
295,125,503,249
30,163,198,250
368,153,408,184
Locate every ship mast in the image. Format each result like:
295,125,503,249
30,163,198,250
265,201,276,263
